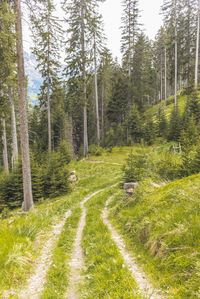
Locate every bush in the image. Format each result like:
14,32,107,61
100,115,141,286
154,152,182,181
0,143,71,212
88,144,104,156
42,151,70,198
122,150,147,183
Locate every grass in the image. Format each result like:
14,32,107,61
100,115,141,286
108,174,200,298
0,157,121,295
81,186,142,299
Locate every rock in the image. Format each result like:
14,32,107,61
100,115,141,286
124,182,138,195
69,174,77,184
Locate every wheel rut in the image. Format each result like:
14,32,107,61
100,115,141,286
66,188,110,299
102,195,165,299
3,210,71,299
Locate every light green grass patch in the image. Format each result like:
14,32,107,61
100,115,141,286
81,186,142,299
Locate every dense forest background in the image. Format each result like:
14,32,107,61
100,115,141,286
1,0,200,210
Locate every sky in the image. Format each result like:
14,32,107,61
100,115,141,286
23,0,163,61
100,0,163,61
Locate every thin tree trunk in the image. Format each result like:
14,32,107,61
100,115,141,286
195,0,200,89
101,80,105,140
1,117,9,173
160,53,163,101
14,0,34,211
175,4,178,110
47,6,51,154
9,87,18,167
81,0,88,157
47,65,51,153
94,36,100,146
165,47,167,100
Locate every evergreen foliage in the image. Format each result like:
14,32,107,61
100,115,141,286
122,150,147,182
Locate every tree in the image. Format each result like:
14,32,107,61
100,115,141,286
98,48,113,141
90,11,105,146
63,0,104,156
121,0,140,78
195,0,200,88
9,87,18,167
29,0,62,153
0,1,18,168
14,0,34,211
162,0,180,109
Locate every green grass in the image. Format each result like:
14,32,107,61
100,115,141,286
145,93,187,120
108,174,200,298
81,186,142,299
0,157,121,295
41,206,82,298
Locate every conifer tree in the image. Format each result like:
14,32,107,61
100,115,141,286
121,0,140,78
195,0,200,88
63,0,104,156
14,0,34,211
29,0,62,153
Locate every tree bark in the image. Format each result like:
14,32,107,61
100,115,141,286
81,0,88,157
160,53,163,101
14,0,34,211
9,87,18,167
195,0,200,89
164,47,167,100
101,80,105,141
174,0,178,110
1,117,9,173
94,36,100,146
47,59,51,153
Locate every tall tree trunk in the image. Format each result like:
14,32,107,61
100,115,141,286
160,53,163,101
165,47,167,100
101,80,105,140
14,0,34,211
9,87,18,167
64,114,75,159
94,36,100,145
195,0,200,89
1,117,9,173
81,0,88,157
47,66,51,153
175,2,178,110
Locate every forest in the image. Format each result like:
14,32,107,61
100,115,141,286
1,0,200,298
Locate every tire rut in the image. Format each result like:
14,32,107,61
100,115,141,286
102,195,165,299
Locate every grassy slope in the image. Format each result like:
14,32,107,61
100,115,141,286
86,147,200,297
109,174,200,298
2,146,200,297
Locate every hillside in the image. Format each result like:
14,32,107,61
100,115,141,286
145,94,185,121
1,146,200,297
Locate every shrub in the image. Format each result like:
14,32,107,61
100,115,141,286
42,151,70,198
88,144,104,156
122,150,147,183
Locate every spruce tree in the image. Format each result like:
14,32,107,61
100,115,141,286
29,0,62,153
14,0,34,211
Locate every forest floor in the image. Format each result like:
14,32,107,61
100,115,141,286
1,145,200,298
